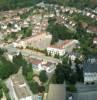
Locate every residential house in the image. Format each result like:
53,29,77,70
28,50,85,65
1,24,7,30
47,84,66,100
94,7,97,13
68,52,81,61
87,26,97,34
11,24,21,33
29,58,43,70
41,61,56,73
29,58,56,73
4,51,20,62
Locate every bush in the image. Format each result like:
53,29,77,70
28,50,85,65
91,82,95,85
66,85,76,92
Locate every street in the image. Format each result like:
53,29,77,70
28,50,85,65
4,43,60,64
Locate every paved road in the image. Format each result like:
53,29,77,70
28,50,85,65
4,43,58,78
4,43,60,64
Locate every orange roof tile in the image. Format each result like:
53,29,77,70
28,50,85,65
49,40,72,49
29,58,42,65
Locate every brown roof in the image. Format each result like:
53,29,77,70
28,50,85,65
88,26,97,33
56,16,64,24
93,37,97,41
49,40,72,49
29,58,42,65
81,22,88,29
42,62,54,67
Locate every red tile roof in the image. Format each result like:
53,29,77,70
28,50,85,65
42,62,53,67
29,58,42,65
48,40,72,49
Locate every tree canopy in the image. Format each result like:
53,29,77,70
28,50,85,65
0,56,18,79
0,0,41,11
0,0,97,11
39,70,48,83
52,57,83,84
47,18,73,44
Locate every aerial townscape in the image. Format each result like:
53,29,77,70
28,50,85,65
0,0,97,100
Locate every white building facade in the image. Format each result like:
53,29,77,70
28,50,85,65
84,72,97,84
83,58,97,84
47,40,79,56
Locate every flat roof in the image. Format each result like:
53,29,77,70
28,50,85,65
47,84,66,100
72,84,97,100
13,85,32,99
11,70,32,99
11,73,25,85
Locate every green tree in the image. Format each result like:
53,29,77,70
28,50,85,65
0,48,6,55
29,81,39,94
47,21,73,44
54,53,60,58
0,57,18,79
38,86,45,93
54,63,71,84
26,72,33,81
22,63,33,80
13,52,23,66
0,80,2,90
66,84,76,92
39,70,48,83
76,64,84,82
5,93,11,100
0,89,3,99
69,72,77,84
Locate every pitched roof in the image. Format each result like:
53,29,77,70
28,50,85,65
47,84,66,100
48,40,73,49
87,26,97,33
29,58,42,65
